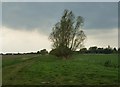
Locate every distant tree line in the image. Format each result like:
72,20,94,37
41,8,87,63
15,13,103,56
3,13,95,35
2,49,48,55
79,45,118,54
37,49,48,55
1,46,119,55
49,45,119,56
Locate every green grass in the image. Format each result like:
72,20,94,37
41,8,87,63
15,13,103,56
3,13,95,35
2,54,40,67
2,54,118,85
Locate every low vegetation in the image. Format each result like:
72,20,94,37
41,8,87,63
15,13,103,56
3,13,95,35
3,54,118,85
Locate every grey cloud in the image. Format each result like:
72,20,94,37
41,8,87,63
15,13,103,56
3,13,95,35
0,2,2,26
2,0,119,2
2,2,118,34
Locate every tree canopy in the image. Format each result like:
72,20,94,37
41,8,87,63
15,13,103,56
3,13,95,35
49,9,86,58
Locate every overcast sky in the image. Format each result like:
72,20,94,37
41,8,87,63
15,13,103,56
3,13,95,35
1,0,119,2
1,2,118,53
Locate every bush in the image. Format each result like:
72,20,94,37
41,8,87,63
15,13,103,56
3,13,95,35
80,48,87,53
49,46,72,58
104,60,111,67
103,48,113,54
40,49,48,55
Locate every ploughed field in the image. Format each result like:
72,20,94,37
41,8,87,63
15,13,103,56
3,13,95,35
2,54,118,85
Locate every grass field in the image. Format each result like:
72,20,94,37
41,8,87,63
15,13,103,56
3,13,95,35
2,54,118,85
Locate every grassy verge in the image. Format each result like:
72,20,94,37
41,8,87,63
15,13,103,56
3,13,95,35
2,54,118,85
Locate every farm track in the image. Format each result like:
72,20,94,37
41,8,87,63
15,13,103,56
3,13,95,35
3,55,40,82
2,54,118,85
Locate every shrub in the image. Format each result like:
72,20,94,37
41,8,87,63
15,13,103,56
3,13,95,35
40,49,48,55
49,46,72,58
104,60,112,67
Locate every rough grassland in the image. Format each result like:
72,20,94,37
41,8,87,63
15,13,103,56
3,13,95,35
2,54,118,85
